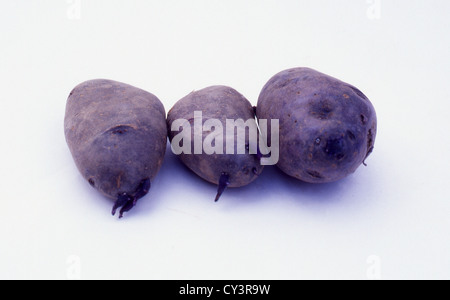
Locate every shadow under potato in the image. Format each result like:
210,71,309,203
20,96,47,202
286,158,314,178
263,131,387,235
86,142,367,217
220,165,353,206
165,137,357,209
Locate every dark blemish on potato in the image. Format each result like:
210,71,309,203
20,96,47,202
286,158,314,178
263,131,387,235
347,130,356,140
280,80,291,88
363,129,375,166
307,170,323,179
310,100,334,120
324,137,345,158
113,129,127,134
88,178,95,187
252,167,258,175
360,114,367,125
242,166,249,175
367,129,374,149
315,138,321,145
109,125,134,135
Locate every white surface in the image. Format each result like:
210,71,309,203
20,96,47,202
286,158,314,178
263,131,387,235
1,0,449,280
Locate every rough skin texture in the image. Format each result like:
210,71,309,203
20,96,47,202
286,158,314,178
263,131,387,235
64,79,167,216
167,86,263,189
257,68,377,183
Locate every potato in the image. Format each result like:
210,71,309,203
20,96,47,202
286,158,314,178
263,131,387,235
256,68,377,183
167,86,263,201
64,79,167,217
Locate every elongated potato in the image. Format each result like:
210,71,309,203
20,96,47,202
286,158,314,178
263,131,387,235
167,86,263,201
64,79,167,217
257,68,377,183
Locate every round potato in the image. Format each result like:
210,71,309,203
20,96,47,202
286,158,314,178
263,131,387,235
257,68,377,183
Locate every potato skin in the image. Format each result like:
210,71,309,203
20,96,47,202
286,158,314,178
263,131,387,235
167,86,263,188
257,68,377,183
64,79,167,201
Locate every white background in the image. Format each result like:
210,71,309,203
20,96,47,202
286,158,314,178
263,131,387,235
1,0,449,280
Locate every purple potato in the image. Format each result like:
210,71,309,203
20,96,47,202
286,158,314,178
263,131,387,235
257,68,377,183
64,79,167,217
167,86,263,201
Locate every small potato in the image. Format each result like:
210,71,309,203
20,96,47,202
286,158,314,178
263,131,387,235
167,86,263,201
64,79,167,217
257,68,377,183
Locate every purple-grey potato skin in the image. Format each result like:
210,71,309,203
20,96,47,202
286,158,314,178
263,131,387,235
167,86,263,188
64,79,167,204
257,68,377,183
